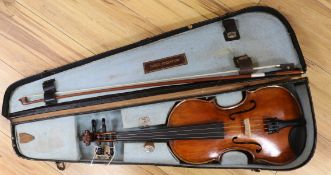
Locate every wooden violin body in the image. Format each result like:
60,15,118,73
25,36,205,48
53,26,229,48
82,86,304,165
168,86,302,164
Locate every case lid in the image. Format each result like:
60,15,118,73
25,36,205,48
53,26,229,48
2,6,306,120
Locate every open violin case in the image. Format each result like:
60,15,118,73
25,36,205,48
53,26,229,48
2,6,316,171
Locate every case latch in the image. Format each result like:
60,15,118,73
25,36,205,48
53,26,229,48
223,19,240,41
233,55,253,75
42,79,57,105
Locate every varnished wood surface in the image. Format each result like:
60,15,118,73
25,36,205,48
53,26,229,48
0,0,330,174
168,87,300,165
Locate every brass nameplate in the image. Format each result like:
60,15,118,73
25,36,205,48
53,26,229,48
143,54,187,74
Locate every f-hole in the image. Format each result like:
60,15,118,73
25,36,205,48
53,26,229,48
232,136,262,153
229,100,256,120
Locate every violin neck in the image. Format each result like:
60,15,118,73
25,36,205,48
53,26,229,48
114,123,225,142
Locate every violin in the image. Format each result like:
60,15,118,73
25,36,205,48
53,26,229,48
82,86,304,165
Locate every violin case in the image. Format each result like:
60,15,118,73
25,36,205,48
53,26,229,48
2,6,316,171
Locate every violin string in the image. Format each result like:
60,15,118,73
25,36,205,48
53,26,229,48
116,130,266,139
223,124,269,129
118,131,224,138
99,136,222,141
107,143,116,165
116,131,265,138
103,130,270,141
89,145,98,166
224,122,266,127
96,128,275,142
223,118,273,124
224,116,283,121
107,123,223,135
106,128,265,138
114,124,269,136
96,123,270,139
115,129,257,137
93,117,282,142
101,134,256,141
94,117,278,136
99,125,268,139
119,127,222,135
117,123,268,134
222,123,268,128
116,133,266,139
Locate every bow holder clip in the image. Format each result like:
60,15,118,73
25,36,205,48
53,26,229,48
42,79,57,106
233,55,253,75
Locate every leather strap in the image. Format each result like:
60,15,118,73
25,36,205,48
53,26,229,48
233,55,253,75
43,79,57,105
223,19,240,41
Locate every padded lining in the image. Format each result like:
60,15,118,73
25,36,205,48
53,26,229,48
215,91,243,107
121,102,175,128
221,152,248,165
15,117,80,160
9,12,301,113
124,143,179,164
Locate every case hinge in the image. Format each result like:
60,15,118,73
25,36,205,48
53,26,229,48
43,79,57,105
233,55,253,75
251,168,261,172
223,19,240,41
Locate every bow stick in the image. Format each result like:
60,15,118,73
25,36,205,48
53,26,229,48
19,64,302,105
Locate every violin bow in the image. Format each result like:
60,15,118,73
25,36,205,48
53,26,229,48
19,63,302,105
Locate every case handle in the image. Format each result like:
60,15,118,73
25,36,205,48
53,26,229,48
55,161,65,171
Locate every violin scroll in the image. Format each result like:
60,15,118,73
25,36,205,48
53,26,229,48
82,130,94,146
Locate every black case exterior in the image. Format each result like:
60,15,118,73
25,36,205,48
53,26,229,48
2,6,316,171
